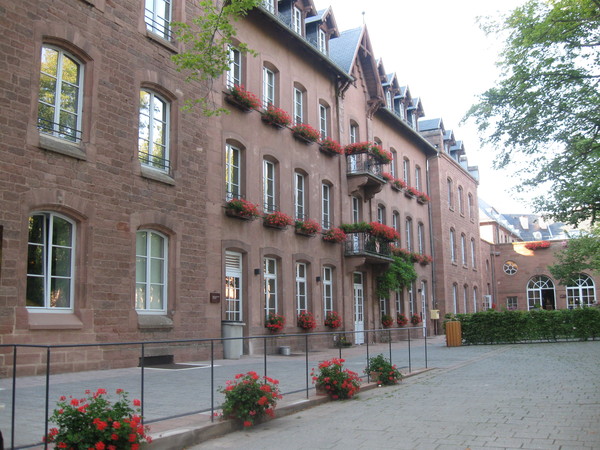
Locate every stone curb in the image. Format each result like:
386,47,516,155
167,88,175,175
147,368,433,449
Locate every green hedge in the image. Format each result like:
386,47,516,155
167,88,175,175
449,308,600,344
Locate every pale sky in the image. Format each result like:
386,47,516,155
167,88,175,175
313,0,533,214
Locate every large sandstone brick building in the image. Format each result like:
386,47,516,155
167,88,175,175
0,0,597,374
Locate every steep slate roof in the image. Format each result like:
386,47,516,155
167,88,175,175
418,117,443,131
329,27,363,73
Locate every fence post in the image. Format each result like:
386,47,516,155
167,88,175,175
44,347,50,450
388,329,392,363
407,329,412,373
210,340,214,422
140,343,145,423
366,331,370,382
424,327,428,368
305,334,309,399
263,336,267,377
11,346,17,449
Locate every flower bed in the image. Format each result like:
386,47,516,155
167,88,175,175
365,354,403,385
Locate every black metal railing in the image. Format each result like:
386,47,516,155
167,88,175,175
37,118,82,143
344,232,393,260
346,153,384,179
0,327,427,449
144,10,173,41
138,150,170,172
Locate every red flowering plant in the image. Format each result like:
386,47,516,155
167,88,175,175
291,123,320,142
369,144,393,164
416,190,430,203
311,358,361,400
413,254,433,265
391,246,412,260
396,313,408,327
265,312,285,333
322,227,347,243
381,172,394,182
344,141,371,155
365,354,403,386
43,389,151,450
228,84,261,110
261,104,291,127
381,314,394,328
263,211,293,228
225,198,260,219
411,314,422,326
295,218,321,235
368,222,400,242
324,311,342,329
524,240,551,250
406,186,420,197
219,371,282,427
392,178,408,190
319,137,343,154
297,310,316,330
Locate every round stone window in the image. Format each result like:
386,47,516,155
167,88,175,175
503,260,518,275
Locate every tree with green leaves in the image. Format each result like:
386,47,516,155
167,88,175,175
548,226,600,284
376,256,417,298
465,0,600,226
171,0,260,115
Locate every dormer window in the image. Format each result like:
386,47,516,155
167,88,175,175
262,0,275,13
386,90,392,109
318,29,327,54
292,7,302,34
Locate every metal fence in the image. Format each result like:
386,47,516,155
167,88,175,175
0,327,428,449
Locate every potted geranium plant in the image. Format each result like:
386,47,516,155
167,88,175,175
319,137,343,155
261,104,291,128
294,218,321,236
381,314,394,328
392,178,407,191
311,358,361,400
411,314,422,326
291,123,320,143
396,313,408,327
224,198,260,220
344,141,371,155
416,191,430,204
381,172,394,182
297,310,316,330
43,389,152,449
218,371,282,427
369,144,393,164
263,211,293,229
265,312,285,333
524,241,551,250
322,227,347,244
227,84,261,111
324,311,342,329
365,354,403,386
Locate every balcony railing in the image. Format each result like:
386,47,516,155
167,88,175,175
344,232,393,262
346,153,384,178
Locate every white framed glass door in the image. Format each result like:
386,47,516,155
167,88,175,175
353,272,364,344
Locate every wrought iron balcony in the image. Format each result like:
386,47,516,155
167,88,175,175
345,153,386,200
343,232,393,264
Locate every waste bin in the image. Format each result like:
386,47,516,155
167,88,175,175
445,321,462,347
222,321,245,359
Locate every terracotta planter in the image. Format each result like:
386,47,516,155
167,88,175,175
263,221,287,230
292,133,316,145
225,209,255,221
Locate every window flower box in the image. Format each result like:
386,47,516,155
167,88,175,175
295,218,321,236
297,310,316,330
226,85,261,111
370,144,393,164
322,227,347,243
318,137,343,156
524,240,551,250
324,311,342,329
396,313,408,327
344,141,371,155
265,312,285,333
224,198,261,220
263,211,293,229
381,314,394,328
291,123,320,144
392,178,407,191
410,314,422,326
261,104,291,128
381,172,394,182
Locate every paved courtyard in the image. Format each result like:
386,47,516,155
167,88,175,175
189,340,600,450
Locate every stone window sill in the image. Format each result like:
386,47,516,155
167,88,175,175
27,312,84,330
39,134,87,161
137,314,174,330
140,165,175,185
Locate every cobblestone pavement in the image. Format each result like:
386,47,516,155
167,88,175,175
189,341,600,450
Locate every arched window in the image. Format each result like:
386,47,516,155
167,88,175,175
527,275,556,310
293,82,306,125
264,256,279,317
139,89,170,172
225,142,243,200
26,212,76,310
566,274,596,308
322,266,334,314
225,251,243,321
319,100,330,138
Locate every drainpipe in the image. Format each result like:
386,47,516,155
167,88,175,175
426,152,439,333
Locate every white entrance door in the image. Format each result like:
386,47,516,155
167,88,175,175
353,272,364,344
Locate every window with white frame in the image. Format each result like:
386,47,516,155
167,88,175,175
227,46,241,89
403,158,410,184
296,262,307,314
450,229,456,262
405,217,413,252
470,238,476,267
352,196,360,223
377,205,385,224
395,289,403,315
380,296,388,316
461,234,467,266
261,0,275,13
458,186,464,215
452,283,458,314
473,287,478,312
26,213,75,310
225,143,240,201
144,0,172,40
264,257,278,316
417,222,425,254
566,274,596,308
136,230,168,313
323,266,333,314
349,123,358,143
263,160,276,213
385,90,392,109
408,283,415,316
225,251,243,321
139,90,169,172
319,103,328,138
292,6,302,34
318,29,327,54
38,46,83,143
392,212,400,245
463,285,469,313
415,166,422,191
262,66,275,107
527,275,555,310
506,296,518,310
390,150,397,177
293,87,304,124
294,172,305,220
322,183,331,229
